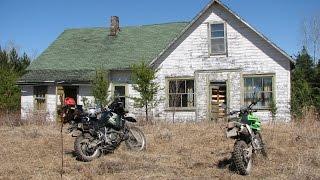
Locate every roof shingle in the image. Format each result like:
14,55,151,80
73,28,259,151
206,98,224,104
21,22,188,82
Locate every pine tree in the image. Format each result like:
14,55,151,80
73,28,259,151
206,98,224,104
0,68,20,111
0,46,31,112
295,47,315,83
92,69,110,108
131,62,159,122
313,60,320,111
291,47,317,117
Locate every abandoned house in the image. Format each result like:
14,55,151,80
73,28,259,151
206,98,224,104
18,0,293,122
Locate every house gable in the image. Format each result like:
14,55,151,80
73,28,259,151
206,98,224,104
152,0,292,122
150,0,294,69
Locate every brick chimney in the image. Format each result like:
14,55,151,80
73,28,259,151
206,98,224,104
109,16,120,36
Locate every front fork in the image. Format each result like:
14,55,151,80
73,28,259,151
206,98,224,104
245,145,253,159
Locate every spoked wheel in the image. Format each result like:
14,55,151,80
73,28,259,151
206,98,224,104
125,126,146,151
74,133,101,162
233,140,253,175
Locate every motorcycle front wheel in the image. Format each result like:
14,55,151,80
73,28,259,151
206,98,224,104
233,140,253,175
255,132,268,158
74,133,101,162
125,126,146,151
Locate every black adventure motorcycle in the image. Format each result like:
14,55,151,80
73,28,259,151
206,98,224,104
61,98,146,162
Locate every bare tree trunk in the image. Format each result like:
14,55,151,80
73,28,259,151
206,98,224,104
172,109,175,124
145,103,148,122
314,42,317,63
6,109,13,127
60,122,64,179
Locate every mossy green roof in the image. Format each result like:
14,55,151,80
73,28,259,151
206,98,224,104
21,22,188,83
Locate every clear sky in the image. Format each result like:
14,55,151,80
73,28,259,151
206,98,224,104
1,0,319,59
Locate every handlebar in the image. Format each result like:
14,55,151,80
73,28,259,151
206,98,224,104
227,98,261,116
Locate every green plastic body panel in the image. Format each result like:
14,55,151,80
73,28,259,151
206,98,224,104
248,113,261,131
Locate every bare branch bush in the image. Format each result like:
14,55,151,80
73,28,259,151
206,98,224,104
301,15,320,63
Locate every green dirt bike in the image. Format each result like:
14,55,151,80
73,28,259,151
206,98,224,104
225,100,267,175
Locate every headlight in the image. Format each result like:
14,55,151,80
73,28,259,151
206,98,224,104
77,123,83,129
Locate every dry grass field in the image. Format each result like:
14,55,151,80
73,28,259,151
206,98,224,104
0,118,319,180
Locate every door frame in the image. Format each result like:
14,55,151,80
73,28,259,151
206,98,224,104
209,81,228,121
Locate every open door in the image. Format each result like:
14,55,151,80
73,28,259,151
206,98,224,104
57,86,78,106
210,82,227,121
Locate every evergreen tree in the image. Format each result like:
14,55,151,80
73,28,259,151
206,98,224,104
0,45,31,112
313,59,320,111
291,47,318,117
295,47,315,83
131,61,159,122
92,69,110,108
0,68,20,111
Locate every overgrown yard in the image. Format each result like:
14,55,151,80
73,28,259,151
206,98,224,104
0,120,319,179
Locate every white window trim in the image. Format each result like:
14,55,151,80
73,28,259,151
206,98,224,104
208,22,228,56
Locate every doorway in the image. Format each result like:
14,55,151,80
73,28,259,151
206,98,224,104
57,86,78,106
209,82,227,121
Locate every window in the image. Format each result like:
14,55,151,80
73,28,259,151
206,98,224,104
243,76,273,109
34,86,47,110
210,23,226,54
114,85,126,108
168,79,194,108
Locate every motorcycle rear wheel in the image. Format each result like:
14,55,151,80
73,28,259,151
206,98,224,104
74,133,101,162
125,126,146,151
233,140,252,175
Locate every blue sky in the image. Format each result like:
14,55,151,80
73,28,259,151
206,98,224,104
0,0,319,59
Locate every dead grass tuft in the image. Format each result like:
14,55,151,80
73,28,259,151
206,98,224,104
0,116,319,179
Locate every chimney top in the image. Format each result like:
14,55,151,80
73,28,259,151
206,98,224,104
109,16,120,36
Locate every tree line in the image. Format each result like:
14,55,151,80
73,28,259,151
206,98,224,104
0,46,31,112
291,47,320,118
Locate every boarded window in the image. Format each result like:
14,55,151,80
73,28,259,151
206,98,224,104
210,23,226,54
168,79,194,108
114,85,126,108
244,76,273,109
34,86,47,110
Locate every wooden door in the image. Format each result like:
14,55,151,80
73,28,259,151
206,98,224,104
210,82,227,121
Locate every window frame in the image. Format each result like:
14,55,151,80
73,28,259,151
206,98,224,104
111,83,128,108
165,77,196,111
242,74,275,110
33,86,47,111
208,22,227,56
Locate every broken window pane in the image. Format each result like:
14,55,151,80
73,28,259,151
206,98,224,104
177,80,186,93
243,76,273,109
168,79,194,108
169,80,176,93
114,85,126,108
34,86,47,110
